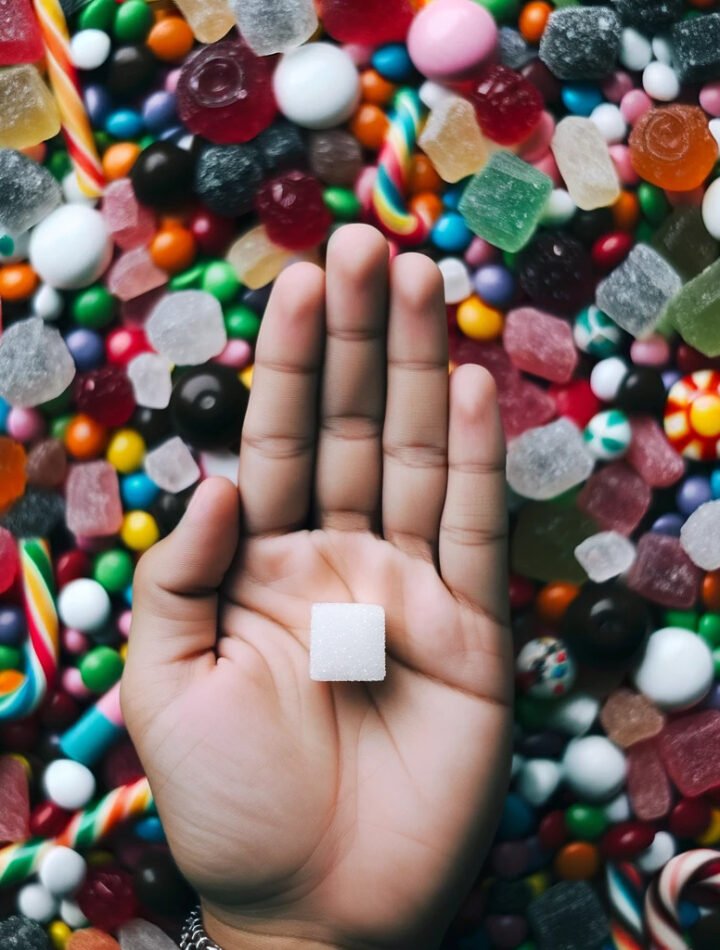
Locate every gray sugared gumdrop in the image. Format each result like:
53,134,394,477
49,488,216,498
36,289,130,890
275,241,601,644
0,318,75,407
506,418,595,501
680,500,720,570
146,291,227,366
596,244,681,339
0,149,62,235
119,918,180,950
539,8,622,80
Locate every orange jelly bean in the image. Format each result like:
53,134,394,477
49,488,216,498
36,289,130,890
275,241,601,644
703,571,720,611
0,437,27,510
0,670,25,694
410,154,442,194
360,68,396,105
349,103,389,150
629,105,718,192
102,142,141,180
150,226,196,273
146,16,194,61
536,582,580,626
554,841,601,880
519,2,553,43
64,414,108,460
67,929,120,950
0,263,38,300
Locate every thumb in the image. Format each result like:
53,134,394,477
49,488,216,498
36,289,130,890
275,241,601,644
123,476,240,694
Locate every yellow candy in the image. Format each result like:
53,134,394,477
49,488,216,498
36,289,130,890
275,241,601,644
106,429,146,474
456,295,504,341
121,511,160,552
689,394,720,438
240,365,254,389
119,642,129,661
526,871,550,896
48,920,71,949
697,808,720,846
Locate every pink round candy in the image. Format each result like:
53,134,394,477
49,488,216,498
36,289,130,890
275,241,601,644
518,110,555,163
63,629,89,655
62,667,93,700
213,339,253,369
465,237,497,267
631,334,671,368
700,82,720,117
620,89,653,125
602,70,634,103
407,0,497,81
117,610,132,639
6,407,45,442
609,144,639,186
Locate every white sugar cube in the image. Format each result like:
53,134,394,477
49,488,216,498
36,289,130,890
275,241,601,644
310,603,386,682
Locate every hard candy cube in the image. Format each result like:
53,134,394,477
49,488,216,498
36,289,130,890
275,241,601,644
626,533,702,609
658,710,720,796
551,117,620,212
458,151,552,253
0,318,75,408
107,248,167,303
0,0,44,65
0,65,60,150
144,437,200,494
101,179,157,252
172,0,235,44
512,503,598,584
680,500,720,570
418,96,488,184
539,8,621,81
0,150,62,236
503,307,578,384
573,531,635,583
0,756,30,845
625,415,685,488
652,208,718,281
65,461,123,538
666,259,720,358
310,603,386,682
595,244,681,339
527,881,610,950
506,418,594,500
146,291,226,366
671,13,720,83
230,0,317,55
577,462,651,535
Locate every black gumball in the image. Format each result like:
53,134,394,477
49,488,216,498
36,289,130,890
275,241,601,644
616,367,667,417
561,583,651,667
132,407,172,447
518,232,594,313
170,365,249,450
133,850,195,915
106,45,156,98
131,142,195,210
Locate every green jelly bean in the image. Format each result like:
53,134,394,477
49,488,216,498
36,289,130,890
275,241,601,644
47,151,71,182
79,0,116,31
224,304,261,341
169,262,206,291
79,646,124,693
638,182,670,226
473,0,519,19
113,0,153,43
714,647,720,679
50,415,72,440
323,187,361,221
634,220,655,245
95,131,113,153
664,610,698,631
93,549,134,594
72,286,118,329
202,261,241,303
699,613,720,648
565,804,608,840
0,646,21,671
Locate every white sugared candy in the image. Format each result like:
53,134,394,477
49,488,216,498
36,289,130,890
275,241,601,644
633,626,714,710
57,578,111,632
146,291,226,366
273,43,360,129
681,499,720,570
70,29,112,70
438,256,472,304
16,883,58,923
44,759,96,811
310,603,385,682
127,353,173,409
562,735,627,801
119,918,182,949
574,531,636,582
39,846,87,897
29,205,112,289
144,437,200,494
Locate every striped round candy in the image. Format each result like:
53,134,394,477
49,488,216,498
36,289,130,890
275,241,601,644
583,409,632,460
573,305,623,357
665,371,720,461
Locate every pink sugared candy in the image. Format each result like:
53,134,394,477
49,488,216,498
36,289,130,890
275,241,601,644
470,65,544,146
0,0,44,65
659,710,720,797
0,755,30,844
577,462,651,535
101,179,156,251
255,171,332,250
499,380,556,440
599,688,665,749
503,306,578,383
626,533,702,609
407,0,497,82
65,461,123,539
107,248,167,302
626,415,685,488
626,741,672,821
320,0,414,44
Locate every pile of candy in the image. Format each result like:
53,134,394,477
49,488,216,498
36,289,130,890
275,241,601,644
5,0,720,946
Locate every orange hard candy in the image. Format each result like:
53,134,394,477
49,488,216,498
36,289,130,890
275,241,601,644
629,105,718,192
0,437,27,510
554,841,600,880
68,929,120,950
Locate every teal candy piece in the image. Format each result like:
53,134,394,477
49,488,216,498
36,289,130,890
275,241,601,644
573,305,623,357
666,258,720,357
458,152,552,253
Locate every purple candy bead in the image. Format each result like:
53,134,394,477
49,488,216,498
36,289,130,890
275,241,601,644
142,90,178,133
473,264,516,308
650,513,684,536
64,329,105,372
0,606,25,645
676,476,712,516
84,84,112,126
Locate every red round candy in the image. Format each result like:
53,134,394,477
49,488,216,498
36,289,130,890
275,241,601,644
255,170,332,250
56,550,91,588
320,0,414,44
74,367,136,427
102,739,146,788
591,232,633,271
509,573,535,611
601,821,655,860
470,65,544,146
106,326,152,366
30,800,73,837
177,38,276,145
538,810,567,850
77,867,139,931
548,379,601,428
669,797,712,838
190,209,236,256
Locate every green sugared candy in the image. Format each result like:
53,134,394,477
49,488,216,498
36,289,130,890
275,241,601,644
323,187,361,220
473,0,519,18
224,304,261,341
565,804,608,840
512,503,597,583
72,286,117,329
459,152,553,253
667,258,720,357
79,0,116,31
93,549,134,594
652,208,719,280
113,0,153,42
0,646,21,671
202,261,240,303
79,646,124,692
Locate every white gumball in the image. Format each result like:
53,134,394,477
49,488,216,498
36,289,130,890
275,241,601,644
43,759,96,811
633,627,714,710
29,205,112,290
57,578,111,632
39,846,87,897
17,883,58,923
562,736,627,801
273,43,360,129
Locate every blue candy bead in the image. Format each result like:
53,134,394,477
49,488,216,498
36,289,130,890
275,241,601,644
473,264,515,308
443,182,467,211
64,329,105,371
0,396,9,433
105,108,144,139
431,212,472,252
123,584,133,607
158,125,189,143
676,475,712,516
678,901,700,929
650,513,684,536
242,285,272,313
561,83,603,116
496,793,536,841
84,84,112,126
711,469,720,499
142,90,178,133
121,472,160,509
0,606,25,646
662,370,682,391
371,43,413,81
134,816,166,842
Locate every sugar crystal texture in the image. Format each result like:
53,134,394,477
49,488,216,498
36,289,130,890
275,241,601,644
144,437,200,494
107,248,167,303
0,65,61,150
680,500,720,570
0,318,75,407
194,143,264,217
499,27,535,70
577,462,651,535
574,531,635,583
652,208,718,281
458,152,552,253
625,415,685,488
0,756,30,845
146,291,227,365
626,533,702,609
500,380,557,440
418,96,488,184
310,603,385,682
127,354,173,410
0,150,62,236
118,919,180,950
0,0,44,65
671,14,720,83
527,881,610,950
610,0,682,28
551,117,620,211
172,0,235,44
512,503,597,584
658,709,720,796
503,307,578,383
226,225,292,289
66,461,123,538
626,740,672,821
596,244,681,339
506,418,594,500
230,0,317,55
101,179,157,252
539,8,621,81
599,689,665,749
666,258,720,357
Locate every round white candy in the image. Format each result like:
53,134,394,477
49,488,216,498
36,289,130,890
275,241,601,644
563,736,627,801
60,898,90,929
703,177,720,240
541,189,576,227
633,626,714,710
30,205,112,290
70,29,111,70
419,80,454,110
636,830,677,874
590,103,627,144
546,692,600,736
590,356,628,402
642,61,680,102
17,883,58,923
652,35,673,65
620,28,652,72
43,759,96,811
57,578,111,632
517,759,562,807
438,257,471,304
604,793,631,823
32,284,64,321
273,43,360,129
39,846,87,897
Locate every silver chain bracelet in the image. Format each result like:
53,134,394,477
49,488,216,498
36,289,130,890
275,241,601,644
180,906,223,950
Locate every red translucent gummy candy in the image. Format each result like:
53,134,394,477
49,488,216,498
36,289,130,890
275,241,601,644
0,527,18,594
470,64,544,146
74,367,136,428
0,0,44,65
177,38,276,145
659,710,720,797
320,0,414,44
77,867,139,932
626,533,702,609
255,171,332,250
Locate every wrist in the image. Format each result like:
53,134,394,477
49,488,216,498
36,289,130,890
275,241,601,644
199,903,344,950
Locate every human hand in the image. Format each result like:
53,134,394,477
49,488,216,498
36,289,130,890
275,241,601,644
122,225,512,950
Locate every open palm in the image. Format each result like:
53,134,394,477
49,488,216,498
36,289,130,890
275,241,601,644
122,226,512,950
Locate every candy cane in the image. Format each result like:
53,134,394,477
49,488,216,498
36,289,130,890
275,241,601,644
606,861,645,942
0,777,154,887
32,0,105,197
645,848,720,949
370,88,432,246
0,539,59,721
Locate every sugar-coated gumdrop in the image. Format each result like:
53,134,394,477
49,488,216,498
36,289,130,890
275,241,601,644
255,171,332,250
0,526,18,592
658,710,720,797
600,690,665,749
626,741,672,821
0,755,30,844
626,535,702,609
